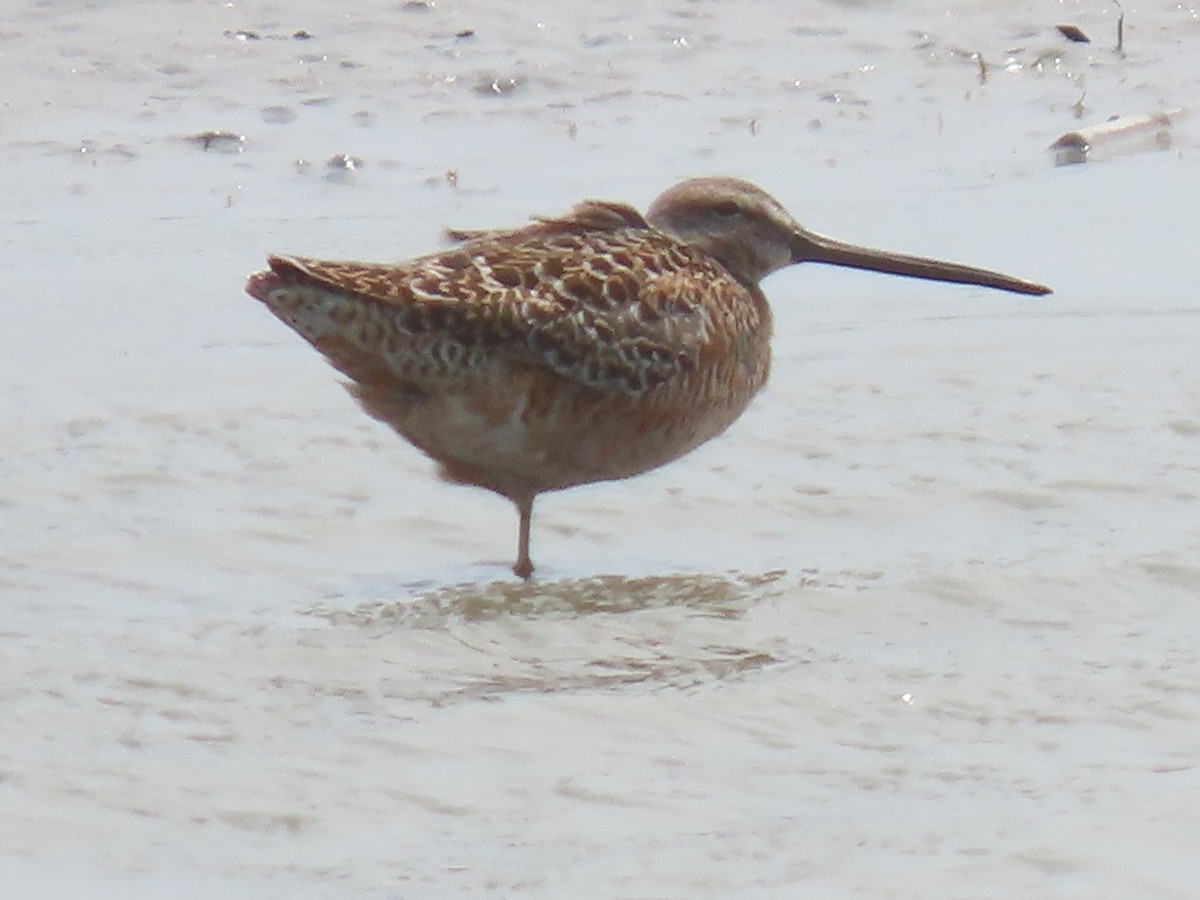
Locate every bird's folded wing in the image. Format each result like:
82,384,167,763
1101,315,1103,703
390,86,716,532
262,226,724,394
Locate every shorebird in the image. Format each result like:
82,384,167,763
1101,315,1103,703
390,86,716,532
246,176,1050,578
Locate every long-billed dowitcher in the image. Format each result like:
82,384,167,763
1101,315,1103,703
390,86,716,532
246,176,1050,578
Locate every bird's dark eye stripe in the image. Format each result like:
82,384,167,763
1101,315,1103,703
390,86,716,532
713,200,739,217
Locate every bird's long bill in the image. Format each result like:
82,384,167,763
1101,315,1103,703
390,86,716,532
791,229,1052,296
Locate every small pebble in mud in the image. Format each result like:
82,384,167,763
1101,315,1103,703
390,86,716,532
474,74,519,95
325,154,363,181
1056,24,1090,43
326,154,362,170
259,105,297,125
183,131,245,153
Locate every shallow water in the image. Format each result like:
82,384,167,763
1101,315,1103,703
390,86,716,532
3,0,1200,896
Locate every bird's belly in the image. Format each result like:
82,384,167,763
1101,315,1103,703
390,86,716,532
367,363,758,501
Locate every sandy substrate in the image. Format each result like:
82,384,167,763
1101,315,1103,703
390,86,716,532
3,1,1199,897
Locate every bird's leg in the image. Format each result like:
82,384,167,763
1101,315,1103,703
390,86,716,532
513,496,535,580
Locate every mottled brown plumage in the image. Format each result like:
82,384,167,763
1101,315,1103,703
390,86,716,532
246,176,1050,577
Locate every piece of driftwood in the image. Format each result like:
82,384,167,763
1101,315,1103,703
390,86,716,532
1050,108,1183,165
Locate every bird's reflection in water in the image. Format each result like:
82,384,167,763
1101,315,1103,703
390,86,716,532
303,571,794,701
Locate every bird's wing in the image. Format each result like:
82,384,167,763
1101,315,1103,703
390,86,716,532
248,201,729,393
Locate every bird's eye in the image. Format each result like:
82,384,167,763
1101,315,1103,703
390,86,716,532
713,200,740,217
